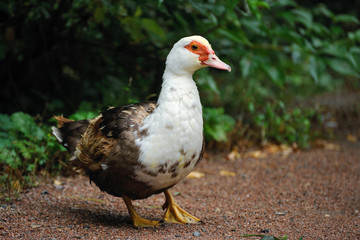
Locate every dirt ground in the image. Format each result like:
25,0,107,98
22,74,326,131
1,140,359,239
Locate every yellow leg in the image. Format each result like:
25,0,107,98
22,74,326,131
122,195,159,228
162,190,200,224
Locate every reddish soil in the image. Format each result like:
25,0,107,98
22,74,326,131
1,141,359,239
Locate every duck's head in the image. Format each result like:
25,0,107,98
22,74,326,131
165,35,231,75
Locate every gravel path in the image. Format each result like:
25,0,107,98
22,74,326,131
1,141,359,239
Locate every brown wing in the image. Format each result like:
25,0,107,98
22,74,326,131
76,102,156,172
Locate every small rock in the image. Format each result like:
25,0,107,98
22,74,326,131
41,190,49,195
260,229,270,233
193,231,201,237
31,224,41,229
175,235,181,238
275,212,285,216
55,185,64,190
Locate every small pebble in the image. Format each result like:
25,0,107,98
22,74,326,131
175,234,181,237
41,190,49,195
275,212,285,216
55,185,64,190
193,231,201,237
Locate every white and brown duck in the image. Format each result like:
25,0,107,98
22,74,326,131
52,35,231,227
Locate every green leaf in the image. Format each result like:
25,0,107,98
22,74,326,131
345,53,359,69
257,1,270,9
316,4,333,18
0,114,15,131
327,59,360,77
334,14,359,24
11,112,45,140
141,18,166,47
69,111,98,121
292,9,313,28
203,107,235,142
311,23,329,35
134,6,142,17
309,55,318,83
120,16,144,42
196,72,220,96
94,6,105,23
27,163,36,172
240,57,251,78
350,46,360,54
217,28,250,45
262,65,283,87
322,44,345,58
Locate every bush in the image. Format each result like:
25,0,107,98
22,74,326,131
1,0,359,147
0,112,66,198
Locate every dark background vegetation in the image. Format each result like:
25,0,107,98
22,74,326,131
0,0,359,194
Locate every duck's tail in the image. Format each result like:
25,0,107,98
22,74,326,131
52,115,90,156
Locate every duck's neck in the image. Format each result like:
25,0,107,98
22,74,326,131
157,70,198,105
141,67,203,132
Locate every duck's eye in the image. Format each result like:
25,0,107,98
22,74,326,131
191,45,198,50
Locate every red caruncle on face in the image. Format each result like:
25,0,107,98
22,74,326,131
184,40,215,64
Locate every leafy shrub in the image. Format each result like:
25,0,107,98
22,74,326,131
252,102,315,148
0,112,66,197
203,107,236,142
1,0,359,147
68,101,99,121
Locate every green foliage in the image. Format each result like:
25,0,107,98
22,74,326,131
203,107,235,142
0,112,66,195
207,0,360,145
252,101,315,148
68,102,99,121
1,0,359,146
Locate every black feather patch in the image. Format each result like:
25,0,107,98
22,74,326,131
99,102,156,139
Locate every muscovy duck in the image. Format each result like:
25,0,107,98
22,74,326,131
52,35,231,227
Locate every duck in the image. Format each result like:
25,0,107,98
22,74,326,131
52,35,231,228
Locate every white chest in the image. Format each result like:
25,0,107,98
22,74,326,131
134,77,203,190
